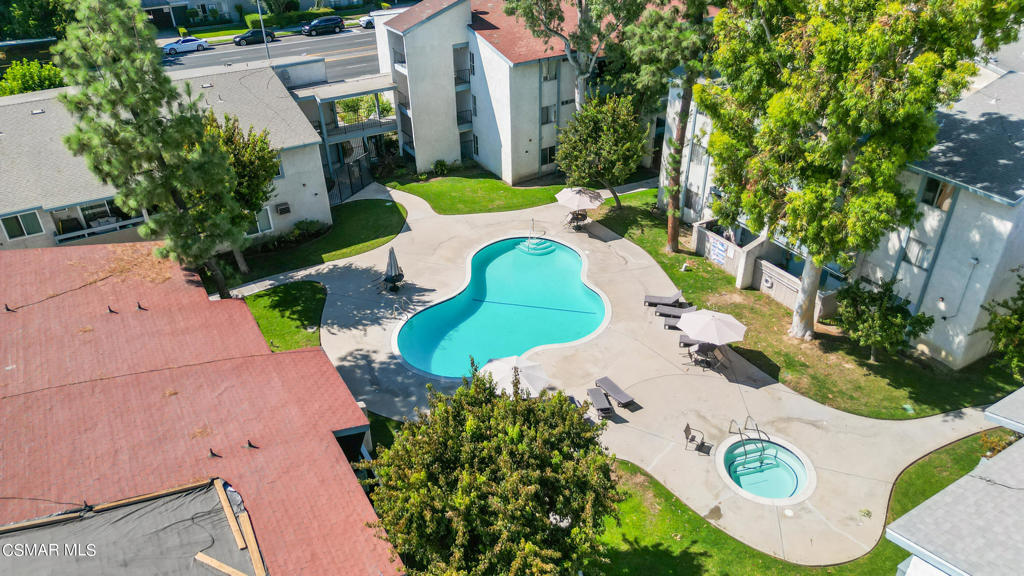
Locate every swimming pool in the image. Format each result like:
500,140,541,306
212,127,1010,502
719,438,814,503
395,237,607,378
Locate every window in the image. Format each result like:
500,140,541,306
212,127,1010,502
903,237,933,269
920,177,954,211
690,142,707,166
470,52,475,76
1,211,43,240
473,134,479,155
560,98,574,106
540,105,555,125
542,60,558,81
276,154,284,178
684,187,700,210
540,145,557,165
472,95,477,116
247,207,273,236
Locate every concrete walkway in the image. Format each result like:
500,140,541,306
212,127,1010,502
231,182,992,565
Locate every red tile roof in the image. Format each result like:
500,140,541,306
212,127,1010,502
385,0,467,33
0,243,402,576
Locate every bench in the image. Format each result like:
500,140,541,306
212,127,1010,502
596,377,635,407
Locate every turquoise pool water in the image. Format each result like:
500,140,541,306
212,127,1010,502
396,237,606,378
724,439,808,499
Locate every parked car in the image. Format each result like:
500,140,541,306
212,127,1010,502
233,28,275,46
162,37,210,55
301,15,344,36
358,15,374,29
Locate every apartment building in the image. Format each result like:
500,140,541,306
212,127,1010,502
660,40,1024,369
0,59,332,251
373,0,579,183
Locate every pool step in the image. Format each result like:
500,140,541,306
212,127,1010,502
516,238,556,255
730,446,781,477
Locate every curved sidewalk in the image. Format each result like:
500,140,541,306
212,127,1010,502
231,183,993,565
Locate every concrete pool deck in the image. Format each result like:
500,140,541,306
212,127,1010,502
232,183,993,566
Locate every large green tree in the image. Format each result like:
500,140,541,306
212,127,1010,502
203,111,279,275
503,0,645,111
362,368,618,576
981,270,1024,382
695,0,1024,339
0,58,65,95
556,94,647,209
835,278,934,362
55,0,246,299
617,0,711,252
0,0,69,40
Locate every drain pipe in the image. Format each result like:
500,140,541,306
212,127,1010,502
940,257,980,321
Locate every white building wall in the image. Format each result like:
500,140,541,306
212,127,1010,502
264,144,333,231
508,61,542,183
469,36,509,179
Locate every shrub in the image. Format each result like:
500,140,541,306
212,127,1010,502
234,3,246,20
248,219,328,253
186,8,199,22
417,172,430,181
381,2,391,8
0,59,66,96
835,278,935,362
432,159,450,176
981,431,1019,457
177,26,189,37
244,8,340,28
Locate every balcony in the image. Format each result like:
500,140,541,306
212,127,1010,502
456,109,472,129
395,90,410,110
54,215,146,244
323,116,398,143
454,68,470,89
392,50,406,64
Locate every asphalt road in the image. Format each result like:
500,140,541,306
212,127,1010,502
161,28,380,82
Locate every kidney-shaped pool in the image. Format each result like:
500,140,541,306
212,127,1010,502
395,237,607,378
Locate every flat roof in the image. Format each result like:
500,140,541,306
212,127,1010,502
292,73,396,102
0,244,402,576
985,387,1024,433
886,439,1024,576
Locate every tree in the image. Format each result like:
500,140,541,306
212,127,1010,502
617,0,711,252
0,0,70,40
203,111,280,275
0,59,65,96
361,368,618,575
694,0,1024,340
981,270,1024,382
503,0,645,111
56,0,246,299
556,94,647,209
835,278,934,362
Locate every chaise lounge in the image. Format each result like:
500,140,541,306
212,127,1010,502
654,304,696,318
644,289,683,307
587,388,614,419
596,377,635,407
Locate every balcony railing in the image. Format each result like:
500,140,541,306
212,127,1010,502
401,130,414,150
456,109,472,125
324,116,398,140
454,68,470,86
393,50,406,65
395,90,410,109
54,216,146,244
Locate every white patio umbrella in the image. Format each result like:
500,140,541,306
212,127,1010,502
481,356,551,398
555,187,604,211
674,310,747,345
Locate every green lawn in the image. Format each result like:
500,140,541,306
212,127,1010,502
214,199,407,289
189,25,250,38
593,189,1018,419
386,169,565,214
601,429,1013,575
244,281,327,351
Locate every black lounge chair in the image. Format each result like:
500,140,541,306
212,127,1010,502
587,388,614,419
664,317,681,330
684,423,712,455
596,377,634,407
644,289,683,307
655,304,696,318
679,334,702,348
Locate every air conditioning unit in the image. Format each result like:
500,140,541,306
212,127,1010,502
275,203,291,215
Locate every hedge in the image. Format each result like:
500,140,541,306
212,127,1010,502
243,7,336,29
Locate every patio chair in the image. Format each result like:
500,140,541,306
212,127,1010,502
654,303,696,318
596,376,635,407
644,289,683,307
684,423,712,455
664,317,681,330
586,388,614,419
679,334,702,349
689,342,719,369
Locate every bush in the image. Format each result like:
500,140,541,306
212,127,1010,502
417,172,430,181
432,159,450,176
248,219,329,253
0,59,66,97
177,26,189,37
234,3,246,20
244,8,338,29
186,8,199,22
381,2,391,8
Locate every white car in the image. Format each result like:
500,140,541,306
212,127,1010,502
162,37,210,55
358,15,374,29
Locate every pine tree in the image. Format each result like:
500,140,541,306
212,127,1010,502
55,0,245,299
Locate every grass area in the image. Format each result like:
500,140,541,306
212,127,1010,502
601,429,1014,575
244,281,327,351
386,169,566,214
593,189,1018,419
189,25,250,38
213,199,407,289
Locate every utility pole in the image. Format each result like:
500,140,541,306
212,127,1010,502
255,0,271,60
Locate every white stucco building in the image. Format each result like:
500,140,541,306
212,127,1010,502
0,60,332,251
372,0,580,183
660,40,1024,370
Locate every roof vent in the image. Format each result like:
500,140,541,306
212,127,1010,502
201,82,213,88
31,109,44,115
1015,140,1024,149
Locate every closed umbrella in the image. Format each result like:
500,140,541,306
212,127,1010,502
384,247,403,284
555,187,604,211
674,310,746,345
481,356,551,398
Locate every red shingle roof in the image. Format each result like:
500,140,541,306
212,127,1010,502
385,0,467,33
470,0,574,64
0,243,402,576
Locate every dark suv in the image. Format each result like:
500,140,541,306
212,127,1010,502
233,28,275,46
301,15,344,36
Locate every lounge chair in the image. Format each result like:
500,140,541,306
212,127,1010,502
655,304,696,318
596,377,634,407
679,334,702,348
664,317,681,330
684,423,712,455
689,342,719,369
644,289,683,307
586,388,614,419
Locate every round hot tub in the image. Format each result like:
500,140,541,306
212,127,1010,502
716,436,816,505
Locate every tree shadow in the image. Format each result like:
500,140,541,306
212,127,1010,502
602,538,712,576
246,280,327,332
313,261,436,333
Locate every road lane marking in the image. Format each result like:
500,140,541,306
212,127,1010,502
324,51,377,62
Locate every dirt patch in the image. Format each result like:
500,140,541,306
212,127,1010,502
703,504,723,522
614,463,659,514
705,292,748,306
